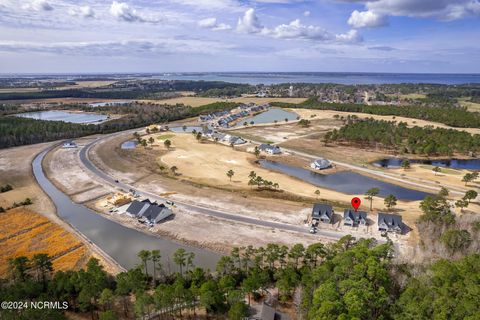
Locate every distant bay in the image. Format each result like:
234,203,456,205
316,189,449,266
149,72,480,85
4,72,480,85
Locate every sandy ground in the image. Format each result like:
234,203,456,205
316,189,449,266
289,108,480,135
0,142,56,215
140,97,307,107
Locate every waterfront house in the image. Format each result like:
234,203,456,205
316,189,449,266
259,144,281,155
312,203,334,224
139,204,173,224
343,209,367,227
310,158,332,170
125,200,150,218
377,213,403,234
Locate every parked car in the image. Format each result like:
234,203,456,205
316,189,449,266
166,200,175,206
309,226,317,234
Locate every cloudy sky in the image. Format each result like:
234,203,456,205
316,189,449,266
0,0,479,73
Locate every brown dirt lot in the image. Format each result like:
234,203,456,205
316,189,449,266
0,142,55,215
0,208,91,277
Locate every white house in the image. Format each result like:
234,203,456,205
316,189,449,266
62,141,77,148
259,144,281,155
310,158,332,170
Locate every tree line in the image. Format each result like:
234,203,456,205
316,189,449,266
1,236,479,320
324,118,480,156
274,97,480,128
0,102,240,149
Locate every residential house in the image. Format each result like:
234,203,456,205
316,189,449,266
125,200,151,218
259,303,276,320
259,144,281,155
312,204,334,224
343,209,367,227
62,141,77,148
139,204,173,224
310,158,332,170
377,213,403,234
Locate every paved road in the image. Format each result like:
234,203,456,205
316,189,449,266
78,137,347,240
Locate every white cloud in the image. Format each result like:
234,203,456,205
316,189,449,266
335,29,363,42
198,17,231,30
237,8,263,33
264,19,331,41
348,10,388,28
109,1,160,23
22,0,54,11
0,39,234,56
303,10,311,17
365,0,480,21
68,5,95,19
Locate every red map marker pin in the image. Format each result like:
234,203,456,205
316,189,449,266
351,197,361,211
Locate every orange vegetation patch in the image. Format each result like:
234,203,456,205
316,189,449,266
0,208,91,277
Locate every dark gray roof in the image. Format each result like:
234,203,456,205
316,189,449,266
312,203,333,219
343,209,367,221
141,204,167,221
378,213,403,230
126,200,147,216
260,303,276,320
259,144,280,151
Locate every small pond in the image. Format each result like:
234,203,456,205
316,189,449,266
15,110,108,124
170,126,208,133
121,141,138,149
259,160,431,201
374,158,480,170
234,108,298,127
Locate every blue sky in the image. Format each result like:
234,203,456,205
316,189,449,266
0,0,479,73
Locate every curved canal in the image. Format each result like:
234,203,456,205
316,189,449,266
32,148,220,271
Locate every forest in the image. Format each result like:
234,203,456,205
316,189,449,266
1,185,479,319
0,81,253,101
324,118,480,156
277,98,480,128
0,102,239,149
1,238,478,320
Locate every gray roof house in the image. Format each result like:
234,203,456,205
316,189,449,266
259,144,281,155
312,204,334,224
140,204,173,224
343,209,367,227
125,200,150,218
310,158,332,170
377,213,403,234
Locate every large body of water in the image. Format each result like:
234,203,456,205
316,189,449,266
32,149,220,271
374,158,480,170
260,160,430,201
235,108,298,127
149,72,480,85
15,110,108,124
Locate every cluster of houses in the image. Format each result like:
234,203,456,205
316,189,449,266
203,129,247,145
199,103,268,128
310,203,404,235
123,199,173,227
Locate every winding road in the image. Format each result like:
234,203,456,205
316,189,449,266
78,136,348,240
